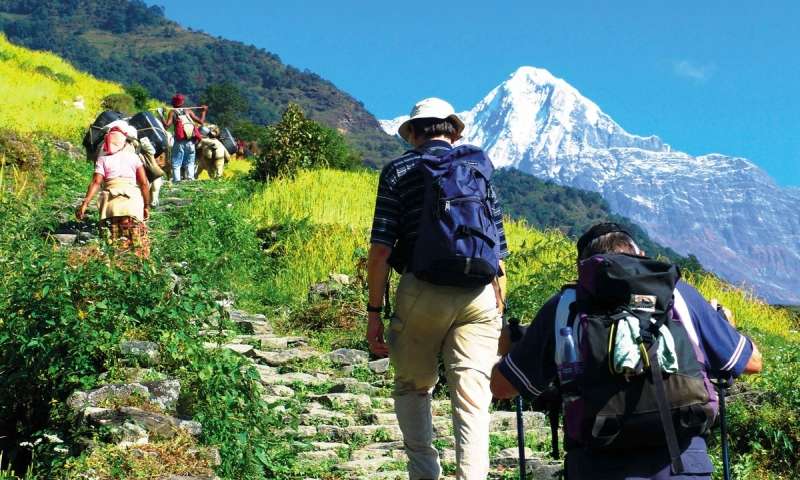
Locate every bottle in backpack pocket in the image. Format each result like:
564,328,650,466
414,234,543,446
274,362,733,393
557,327,584,388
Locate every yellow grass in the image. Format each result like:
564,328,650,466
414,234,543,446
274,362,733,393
246,168,797,346
0,34,122,141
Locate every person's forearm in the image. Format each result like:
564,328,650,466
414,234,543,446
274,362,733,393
82,179,102,206
367,244,392,308
744,342,763,374
140,183,151,206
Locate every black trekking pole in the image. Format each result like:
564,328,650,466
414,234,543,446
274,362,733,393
507,315,527,480
548,398,560,460
717,377,732,480
715,304,733,480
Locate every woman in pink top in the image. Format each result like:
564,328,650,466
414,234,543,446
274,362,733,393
76,121,152,257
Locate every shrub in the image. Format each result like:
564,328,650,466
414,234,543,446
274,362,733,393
252,103,360,180
101,93,136,116
124,82,151,111
0,128,42,171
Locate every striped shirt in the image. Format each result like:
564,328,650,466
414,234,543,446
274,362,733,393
370,140,509,271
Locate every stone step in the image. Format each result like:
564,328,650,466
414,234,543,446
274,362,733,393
298,449,340,463
329,348,369,366
313,393,372,411
259,371,330,387
317,424,403,442
492,448,562,478
310,441,348,451
335,458,399,475
300,407,353,426
227,309,273,335
81,406,201,440
328,378,375,395
490,410,548,431
252,347,319,367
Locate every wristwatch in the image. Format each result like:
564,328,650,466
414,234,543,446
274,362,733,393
366,304,383,313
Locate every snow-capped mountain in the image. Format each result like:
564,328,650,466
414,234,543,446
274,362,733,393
381,66,800,304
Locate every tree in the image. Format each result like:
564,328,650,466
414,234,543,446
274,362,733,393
253,103,359,180
124,83,150,111
200,81,248,129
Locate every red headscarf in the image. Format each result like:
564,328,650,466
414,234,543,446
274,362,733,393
103,126,129,155
172,94,185,107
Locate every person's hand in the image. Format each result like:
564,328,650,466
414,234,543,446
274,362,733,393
366,313,389,357
498,325,513,356
710,298,735,326
202,105,208,112
75,202,87,220
493,282,505,315
143,206,150,220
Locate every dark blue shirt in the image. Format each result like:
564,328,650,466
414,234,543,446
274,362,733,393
498,280,754,479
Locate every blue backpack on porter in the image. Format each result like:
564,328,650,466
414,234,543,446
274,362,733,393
410,145,501,288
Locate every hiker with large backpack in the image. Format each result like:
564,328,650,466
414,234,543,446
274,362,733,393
163,93,207,182
366,98,510,480
76,120,152,258
490,223,763,479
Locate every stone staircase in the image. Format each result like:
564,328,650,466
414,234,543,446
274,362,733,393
214,308,562,480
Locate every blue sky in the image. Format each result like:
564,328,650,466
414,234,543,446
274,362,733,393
148,1,800,186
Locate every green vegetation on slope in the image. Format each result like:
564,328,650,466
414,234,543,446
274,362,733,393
0,0,403,162
0,34,120,141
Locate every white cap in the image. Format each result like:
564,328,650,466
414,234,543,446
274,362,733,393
397,97,465,142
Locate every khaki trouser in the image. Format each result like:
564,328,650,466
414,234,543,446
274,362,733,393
388,273,502,480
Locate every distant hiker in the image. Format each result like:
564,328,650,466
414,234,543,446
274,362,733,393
163,93,207,182
366,98,509,480
196,125,230,179
76,120,152,257
491,223,763,480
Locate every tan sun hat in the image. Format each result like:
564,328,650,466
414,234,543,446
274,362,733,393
397,97,465,142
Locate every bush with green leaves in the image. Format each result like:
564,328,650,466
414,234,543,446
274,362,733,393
100,93,136,116
0,129,42,171
253,103,360,180
124,83,151,111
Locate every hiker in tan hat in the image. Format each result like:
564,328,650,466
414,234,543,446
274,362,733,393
367,97,509,480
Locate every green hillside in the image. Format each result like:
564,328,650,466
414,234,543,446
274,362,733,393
0,33,798,480
0,0,403,163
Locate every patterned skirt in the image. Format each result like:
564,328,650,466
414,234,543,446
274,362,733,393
100,216,151,258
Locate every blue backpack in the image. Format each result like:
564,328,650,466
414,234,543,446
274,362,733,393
409,145,501,288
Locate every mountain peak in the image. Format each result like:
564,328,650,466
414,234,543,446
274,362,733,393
507,66,561,85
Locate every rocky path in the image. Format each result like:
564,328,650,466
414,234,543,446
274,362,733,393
58,180,563,479
217,307,562,480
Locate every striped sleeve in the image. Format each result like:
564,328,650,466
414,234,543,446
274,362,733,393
676,282,754,377
488,184,509,259
370,165,402,247
497,295,560,399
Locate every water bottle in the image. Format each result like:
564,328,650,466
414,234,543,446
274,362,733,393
557,327,583,398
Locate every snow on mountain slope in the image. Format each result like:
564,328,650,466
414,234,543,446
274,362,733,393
382,67,800,304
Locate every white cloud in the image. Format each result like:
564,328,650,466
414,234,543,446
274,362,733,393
673,60,715,82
